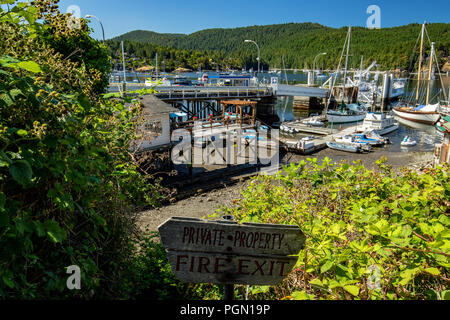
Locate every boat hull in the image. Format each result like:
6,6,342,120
326,141,361,153
376,124,399,135
327,113,366,124
392,107,440,125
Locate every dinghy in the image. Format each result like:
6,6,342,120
400,136,417,147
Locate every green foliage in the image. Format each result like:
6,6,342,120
0,0,160,298
121,232,187,300
220,158,450,300
121,231,223,300
113,23,450,71
106,40,241,72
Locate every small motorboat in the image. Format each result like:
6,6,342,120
335,135,372,152
352,133,385,146
400,136,417,147
303,118,325,127
364,130,391,144
326,141,362,153
280,124,295,134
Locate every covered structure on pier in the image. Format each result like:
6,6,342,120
221,100,257,127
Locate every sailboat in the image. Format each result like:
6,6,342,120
325,26,367,124
393,22,441,125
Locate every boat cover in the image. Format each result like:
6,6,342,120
414,103,439,112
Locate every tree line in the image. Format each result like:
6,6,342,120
110,22,450,72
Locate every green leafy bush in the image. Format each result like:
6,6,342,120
220,158,449,300
0,0,159,298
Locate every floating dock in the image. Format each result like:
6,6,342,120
279,123,361,155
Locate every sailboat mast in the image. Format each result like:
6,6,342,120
415,22,425,104
341,26,351,104
156,52,158,79
426,42,435,105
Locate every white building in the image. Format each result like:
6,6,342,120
131,95,180,152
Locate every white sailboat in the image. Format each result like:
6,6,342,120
393,22,441,125
325,26,367,124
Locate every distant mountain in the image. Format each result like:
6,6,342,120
113,30,186,47
110,22,450,71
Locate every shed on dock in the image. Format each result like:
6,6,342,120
132,95,180,151
221,100,257,127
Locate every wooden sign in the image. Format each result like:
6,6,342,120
158,217,306,285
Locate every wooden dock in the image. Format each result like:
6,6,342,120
279,123,360,155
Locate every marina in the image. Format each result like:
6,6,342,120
122,65,448,161
3,0,450,304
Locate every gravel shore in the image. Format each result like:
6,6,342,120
137,150,435,232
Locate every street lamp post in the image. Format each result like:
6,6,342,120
85,14,105,43
244,40,260,76
312,52,327,84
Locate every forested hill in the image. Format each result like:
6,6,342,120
110,22,450,71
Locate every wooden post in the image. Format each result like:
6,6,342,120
224,284,234,300
239,106,243,127
222,214,235,300
252,105,256,126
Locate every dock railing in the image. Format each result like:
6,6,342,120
108,83,273,99
155,85,272,100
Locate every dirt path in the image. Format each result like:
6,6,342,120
137,150,434,232
138,181,246,232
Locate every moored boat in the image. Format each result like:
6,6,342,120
357,112,399,135
393,23,442,125
400,136,417,147
335,135,372,152
352,133,385,146
302,117,325,127
364,130,391,144
392,104,441,125
326,141,361,153
327,102,367,124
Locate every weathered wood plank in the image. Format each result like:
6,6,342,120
166,250,298,285
158,217,306,257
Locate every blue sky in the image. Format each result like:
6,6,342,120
56,0,450,40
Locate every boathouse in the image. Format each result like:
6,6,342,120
132,95,180,151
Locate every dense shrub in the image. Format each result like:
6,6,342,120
220,158,449,300
0,0,159,298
